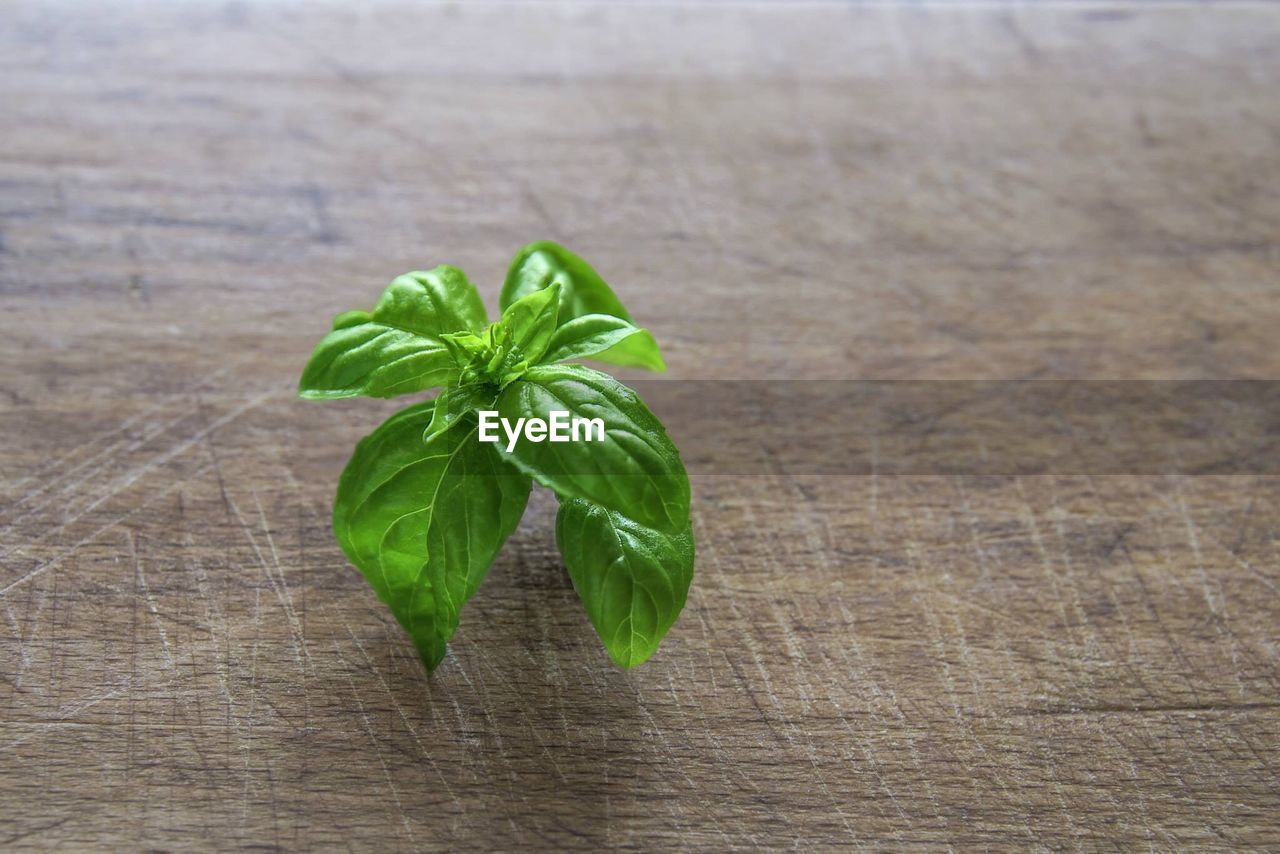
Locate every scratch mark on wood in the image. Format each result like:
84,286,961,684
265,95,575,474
127,529,174,670
0,459,218,599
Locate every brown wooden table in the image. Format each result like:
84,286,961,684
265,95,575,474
2,2,1278,849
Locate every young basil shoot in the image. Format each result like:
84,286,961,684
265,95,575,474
299,242,694,670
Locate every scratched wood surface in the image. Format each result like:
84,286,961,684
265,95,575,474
3,1,1280,849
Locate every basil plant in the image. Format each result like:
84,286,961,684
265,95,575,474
299,242,694,670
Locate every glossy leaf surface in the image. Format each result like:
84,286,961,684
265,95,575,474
499,281,560,365
333,403,530,669
556,498,694,668
495,364,689,534
541,313,666,372
300,266,487,399
502,241,632,322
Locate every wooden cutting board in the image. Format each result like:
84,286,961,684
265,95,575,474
2,2,1278,848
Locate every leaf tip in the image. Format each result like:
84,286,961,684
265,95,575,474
611,650,655,670
415,637,449,672
607,643,659,670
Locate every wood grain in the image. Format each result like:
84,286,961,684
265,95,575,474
2,1,1279,849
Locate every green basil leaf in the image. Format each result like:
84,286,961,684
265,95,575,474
556,498,694,668
424,383,497,439
494,364,689,533
333,403,530,670
540,313,666,372
498,281,560,363
501,241,633,323
440,330,486,370
300,265,488,400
